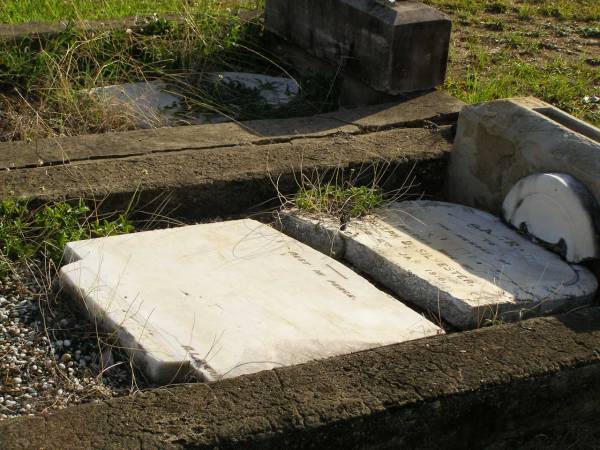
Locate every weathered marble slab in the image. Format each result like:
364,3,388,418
59,219,442,384
281,201,598,329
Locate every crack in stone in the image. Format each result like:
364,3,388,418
3,120,451,172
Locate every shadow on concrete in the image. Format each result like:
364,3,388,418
554,305,600,333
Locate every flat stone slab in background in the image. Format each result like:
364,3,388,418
88,74,299,128
281,201,598,329
59,219,442,384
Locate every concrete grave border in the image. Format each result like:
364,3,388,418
0,91,463,220
2,308,600,449
2,91,600,447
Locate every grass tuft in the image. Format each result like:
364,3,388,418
294,185,385,221
0,199,134,276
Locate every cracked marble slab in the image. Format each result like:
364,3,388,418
59,219,441,384
280,201,598,329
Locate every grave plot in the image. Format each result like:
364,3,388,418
0,8,337,142
59,219,442,384
0,0,456,142
88,73,301,128
1,0,600,444
280,201,598,329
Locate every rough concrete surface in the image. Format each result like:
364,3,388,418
2,307,600,449
0,126,454,220
447,97,600,215
0,91,462,170
0,116,355,171
327,90,464,130
265,0,451,94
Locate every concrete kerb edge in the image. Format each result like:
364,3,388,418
0,128,453,222
2,308,600,449
0,90,464,171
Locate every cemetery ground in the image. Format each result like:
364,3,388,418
0,0,598,444
0,0,598,142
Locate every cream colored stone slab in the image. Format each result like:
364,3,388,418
281,201,598,329
59,219,442,384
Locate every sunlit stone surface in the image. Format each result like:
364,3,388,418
60,219,441,384
281,201,598,329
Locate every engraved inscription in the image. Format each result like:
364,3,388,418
289,250,356,300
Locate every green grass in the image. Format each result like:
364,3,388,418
0,2,337,141
294,185,385,221
445,45,600,126
0,0,261,23
424,0,600,22
4,0,597,24
0,199,134,276
419,0,600,127
0,0,597,138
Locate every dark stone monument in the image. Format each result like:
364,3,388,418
265,0,451,95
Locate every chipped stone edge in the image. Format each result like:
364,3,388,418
277,209,597,329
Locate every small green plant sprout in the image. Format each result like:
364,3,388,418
0,199,133,276
294,184,385,223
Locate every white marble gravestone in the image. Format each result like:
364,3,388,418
281,201,598,329
59,219,442,384
88,73,300,128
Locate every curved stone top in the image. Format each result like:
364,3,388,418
503,173,600,263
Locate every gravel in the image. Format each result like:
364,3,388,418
0,263,148,421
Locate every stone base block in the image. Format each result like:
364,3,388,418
265,0,451,94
